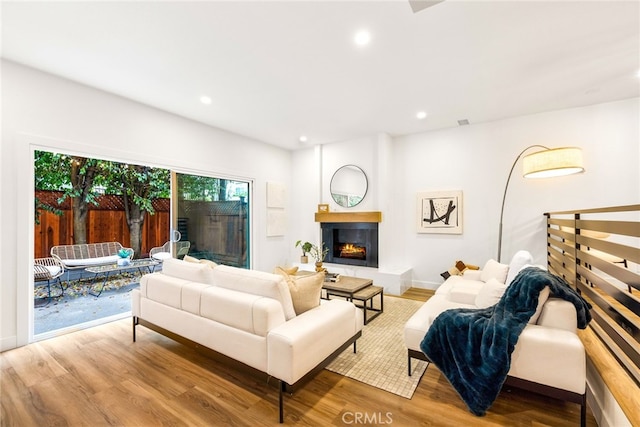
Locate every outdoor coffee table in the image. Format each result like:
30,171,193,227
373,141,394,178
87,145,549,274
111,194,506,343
323,276,383,324
85,259,159,297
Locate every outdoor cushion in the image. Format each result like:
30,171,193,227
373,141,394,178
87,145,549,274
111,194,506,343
151,251,172,261
44,265,62,276
63,255,119,267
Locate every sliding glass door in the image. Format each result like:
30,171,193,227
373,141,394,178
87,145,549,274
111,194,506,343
173,172,250,268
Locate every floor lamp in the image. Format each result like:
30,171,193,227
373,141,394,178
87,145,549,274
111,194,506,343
497,145,584,262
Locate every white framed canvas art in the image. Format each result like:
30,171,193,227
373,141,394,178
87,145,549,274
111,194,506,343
416,190,463,234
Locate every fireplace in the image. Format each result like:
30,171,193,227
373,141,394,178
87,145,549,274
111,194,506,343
321,222,378,268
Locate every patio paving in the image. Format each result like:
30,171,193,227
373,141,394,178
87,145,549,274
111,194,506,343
34,266,158,335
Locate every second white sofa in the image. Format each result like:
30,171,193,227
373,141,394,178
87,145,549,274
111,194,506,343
132,258,363,423
404,251,589,426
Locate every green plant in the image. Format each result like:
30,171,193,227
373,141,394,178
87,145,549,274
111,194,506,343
295,240,312,256
118,249,131,259
309,243,329,263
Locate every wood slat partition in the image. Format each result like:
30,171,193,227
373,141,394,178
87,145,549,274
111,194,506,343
545,205,640,425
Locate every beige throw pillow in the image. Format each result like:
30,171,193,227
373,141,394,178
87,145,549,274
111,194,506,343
274,267,324,315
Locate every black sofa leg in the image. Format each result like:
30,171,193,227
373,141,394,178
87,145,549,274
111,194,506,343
580,393,586,427
408,354,412,376
132,316,138,342
279,380,285,423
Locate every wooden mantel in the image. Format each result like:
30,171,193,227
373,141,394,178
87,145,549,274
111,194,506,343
314,211,382,223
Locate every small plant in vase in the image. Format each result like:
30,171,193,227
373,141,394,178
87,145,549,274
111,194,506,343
295,240,313,264
309,243,329,272
117,248,132,266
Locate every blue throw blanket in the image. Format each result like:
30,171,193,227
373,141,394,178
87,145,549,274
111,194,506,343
420,267,591,416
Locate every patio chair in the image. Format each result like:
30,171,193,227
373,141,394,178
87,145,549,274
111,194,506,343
34,257,66,301
150,241,190,262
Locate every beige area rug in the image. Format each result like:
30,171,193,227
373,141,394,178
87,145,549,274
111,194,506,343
326,296,429,399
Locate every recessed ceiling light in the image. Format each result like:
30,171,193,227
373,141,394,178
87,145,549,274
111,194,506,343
416,111,427,120
200,96,212,105
354,30,371,46
299,135,308,143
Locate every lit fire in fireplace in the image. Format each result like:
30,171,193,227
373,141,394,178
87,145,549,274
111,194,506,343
338,243,366,260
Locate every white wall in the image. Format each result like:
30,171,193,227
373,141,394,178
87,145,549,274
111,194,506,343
292,97,639,289
396,98,639,287
1,60,293,350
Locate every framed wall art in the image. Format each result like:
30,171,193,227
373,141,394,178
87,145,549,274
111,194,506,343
416,190,463,234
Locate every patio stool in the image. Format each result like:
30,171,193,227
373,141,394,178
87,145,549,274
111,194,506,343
34,257,66,302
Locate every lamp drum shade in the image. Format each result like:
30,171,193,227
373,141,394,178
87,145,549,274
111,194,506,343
522,147,584,178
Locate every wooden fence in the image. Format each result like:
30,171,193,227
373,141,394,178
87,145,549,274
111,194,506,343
34,191,170,258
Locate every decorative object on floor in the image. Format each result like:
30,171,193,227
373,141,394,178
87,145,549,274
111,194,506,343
326,296,428,398
497,145,584,261
416,190,463,234
421,267,592,417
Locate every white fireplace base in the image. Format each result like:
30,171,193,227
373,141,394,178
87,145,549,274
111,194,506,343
294,262,412,296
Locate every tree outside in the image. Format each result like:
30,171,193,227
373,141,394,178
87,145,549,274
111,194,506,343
35,151,170,257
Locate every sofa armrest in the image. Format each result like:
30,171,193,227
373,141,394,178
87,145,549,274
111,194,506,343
535,298,578,332
131,289,141,317
267,299,363,384
509,324,585,394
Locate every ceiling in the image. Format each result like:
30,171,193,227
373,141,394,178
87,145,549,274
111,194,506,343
2,1,639,150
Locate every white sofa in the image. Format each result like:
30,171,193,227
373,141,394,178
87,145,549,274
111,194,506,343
404,251,587,426
132,258,363,423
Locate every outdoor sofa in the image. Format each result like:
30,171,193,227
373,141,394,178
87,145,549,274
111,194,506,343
51,242,133,269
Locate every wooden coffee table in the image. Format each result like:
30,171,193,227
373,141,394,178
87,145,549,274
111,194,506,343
323,276,383,324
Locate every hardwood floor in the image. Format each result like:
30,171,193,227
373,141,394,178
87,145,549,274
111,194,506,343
1,290,595,426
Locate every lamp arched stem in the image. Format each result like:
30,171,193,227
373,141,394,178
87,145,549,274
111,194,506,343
497,144,548,262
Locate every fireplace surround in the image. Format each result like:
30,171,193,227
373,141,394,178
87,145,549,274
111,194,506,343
321,222,378,268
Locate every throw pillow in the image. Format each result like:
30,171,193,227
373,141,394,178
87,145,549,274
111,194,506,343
505,250,534,286
480,259,510,284
475,278,508,308
274,267,324,315
528,286,551,324
275,265,299,275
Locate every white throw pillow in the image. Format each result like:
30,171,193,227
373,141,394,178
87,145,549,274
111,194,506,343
505,250,534,285
475,278,508,308
480,259,509,284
